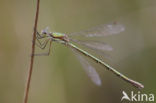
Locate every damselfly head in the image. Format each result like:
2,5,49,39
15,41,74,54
41,27,49,34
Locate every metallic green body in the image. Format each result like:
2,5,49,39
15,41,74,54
66,42,144,89
52,32,65,38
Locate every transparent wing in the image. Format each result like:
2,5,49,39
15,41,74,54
69,22,125,37
71,39,113,51
72,49,102,86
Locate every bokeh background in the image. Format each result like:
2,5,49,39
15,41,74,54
0,0,156,103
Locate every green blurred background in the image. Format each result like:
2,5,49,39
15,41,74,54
0,0,156,103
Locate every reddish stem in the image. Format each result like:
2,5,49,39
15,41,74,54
23,0,40,103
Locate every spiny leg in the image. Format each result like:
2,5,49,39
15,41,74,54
36,38,49,49
34,29,53,56
47,40,52,55
34,39,53,56
36,31,49,39
35,31,46,46
36,31,45,39
35,30,51,47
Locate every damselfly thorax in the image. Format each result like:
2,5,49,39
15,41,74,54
50,32,69,42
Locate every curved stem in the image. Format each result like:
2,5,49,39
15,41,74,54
23,0,40,103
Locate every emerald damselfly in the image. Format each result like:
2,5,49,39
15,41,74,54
35,22,144,89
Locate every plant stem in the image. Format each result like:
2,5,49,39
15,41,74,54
23,0,40,103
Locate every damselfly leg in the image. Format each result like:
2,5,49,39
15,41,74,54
33,31,52,56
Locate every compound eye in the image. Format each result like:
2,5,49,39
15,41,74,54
41,31,47,34
41,27,49,34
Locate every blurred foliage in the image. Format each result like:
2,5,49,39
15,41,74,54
0,0,156,103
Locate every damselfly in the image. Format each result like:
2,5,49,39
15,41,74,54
35,22,144,89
